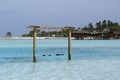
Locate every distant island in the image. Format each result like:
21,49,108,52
1,20,120,40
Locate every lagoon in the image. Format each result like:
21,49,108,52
0,39,120,80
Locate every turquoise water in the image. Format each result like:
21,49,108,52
0,39,120,80
0,39,120,61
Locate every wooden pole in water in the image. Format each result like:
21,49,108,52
27,26,40,62
68,28,72,60
33,28,37,62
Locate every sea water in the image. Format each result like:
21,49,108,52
0,39,120,80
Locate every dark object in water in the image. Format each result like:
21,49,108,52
42,54,52,56
56,54,64,56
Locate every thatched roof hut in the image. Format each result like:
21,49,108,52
102,28,110,33
72,29,90,37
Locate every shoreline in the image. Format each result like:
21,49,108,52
0,37,119,40
0,37,72,40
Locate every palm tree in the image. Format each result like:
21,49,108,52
102,20,107,28
107,20,111,27
96,21,102,32
88,23,94,32
6,32,12,37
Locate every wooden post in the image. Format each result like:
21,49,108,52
33,28,37,62
68,29,72,60
27,26,40,62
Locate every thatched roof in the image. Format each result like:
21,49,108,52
91,31,98,34
72,29,89,34
102,28,110,33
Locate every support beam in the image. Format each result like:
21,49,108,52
33,28,37,62
68,29,72,60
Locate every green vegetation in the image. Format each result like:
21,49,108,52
6,32,12,37
82,20,120,32
22,29,68,37
22,20,120,37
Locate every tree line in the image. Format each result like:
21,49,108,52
5,20,120,37
22,20,120,37
22,29,68,37
82,20,120,32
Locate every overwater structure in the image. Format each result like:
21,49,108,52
27,26,73,62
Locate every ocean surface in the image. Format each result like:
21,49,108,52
0,39,120,80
